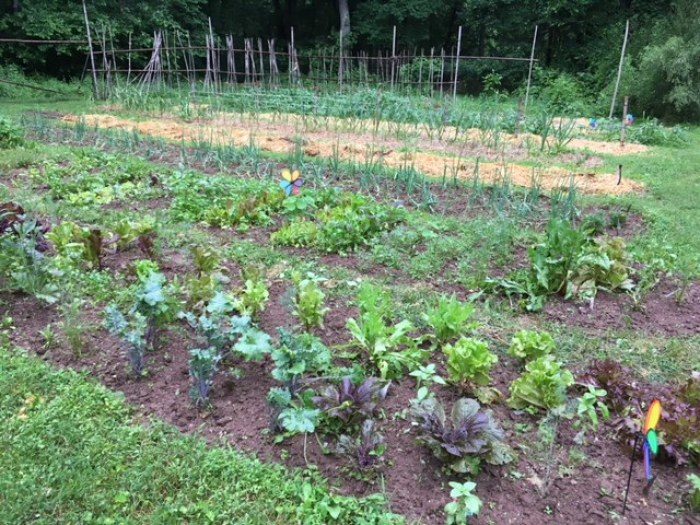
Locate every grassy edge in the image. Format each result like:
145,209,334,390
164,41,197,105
0,345,402,525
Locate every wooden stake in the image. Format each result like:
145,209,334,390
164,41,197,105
81,0,100,99
127,31,132,84
621,96,629,147
390,25,397,89
453,26,462,99
609,20,630,118
524,25,538,116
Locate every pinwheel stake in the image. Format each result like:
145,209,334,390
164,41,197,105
622,399,662,516
280,169,303,196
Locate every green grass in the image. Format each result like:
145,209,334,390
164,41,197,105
0,346,401,525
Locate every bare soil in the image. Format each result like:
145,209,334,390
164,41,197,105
62,113,644,196
2,281,694,524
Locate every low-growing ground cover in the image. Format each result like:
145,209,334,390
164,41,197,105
0,94,698,525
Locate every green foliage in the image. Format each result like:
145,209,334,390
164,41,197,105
104,305,148,376
0,215,58,304
271,221,319,247
487,219,636,311
688,474,700,512
508,330,555,362
46,221,104,269
0,117,24,149
422,295,478,347
238,276,270,318
0,348,400,524
188,347,221,408
630,0,700,122
271,330,331,388
292,274,329,329
508,356,574,413
444,481,483,525
411,397,512,475
575,386,609,432
444,337,498,387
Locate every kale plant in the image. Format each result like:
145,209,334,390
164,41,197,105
189,347,222,408
271,329,331,391
104,305,148,377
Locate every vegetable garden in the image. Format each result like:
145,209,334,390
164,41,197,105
0,85,698,524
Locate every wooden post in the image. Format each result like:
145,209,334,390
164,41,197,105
620,96,629,147
609,19,630,118
127,31,132,83
453,25,462,99
390,25,397,89
82,0,100,99
339,30,343,86
429,47,434,97
523,25,538,116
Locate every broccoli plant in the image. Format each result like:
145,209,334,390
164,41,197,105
271,329,331,391
411,397,512,475
507,330,555,362
189,347,222,408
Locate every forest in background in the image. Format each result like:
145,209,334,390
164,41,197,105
0,0,698,122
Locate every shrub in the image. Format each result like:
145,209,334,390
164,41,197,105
444,337,498,386
0,117,23,149
507,330,555,362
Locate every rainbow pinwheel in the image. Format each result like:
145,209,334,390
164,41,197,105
642,399,662,485
622,399,663,515
280,169,303,196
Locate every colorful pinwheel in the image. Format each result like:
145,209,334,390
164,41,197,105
642,399,662,485
280,169,303,196
622,399,663,515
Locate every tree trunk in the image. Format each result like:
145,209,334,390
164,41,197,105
338,0,350,49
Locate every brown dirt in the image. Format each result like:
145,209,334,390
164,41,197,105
62,113,644,196
2,286,694,525
545,279,700,337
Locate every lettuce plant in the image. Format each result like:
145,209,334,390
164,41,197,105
411,397,511,475
189,347,222,408
314,377,390,425
507,330,555,362
347,283,423,379
238,276,269,318
423,295,478,347
444,337,498,386
292,274,329,329
508,356,574,413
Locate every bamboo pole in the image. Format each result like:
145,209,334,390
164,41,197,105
81,0,100,99
609,20,630,118
453,25,462,99
390,25,397,89
523,25,538,116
